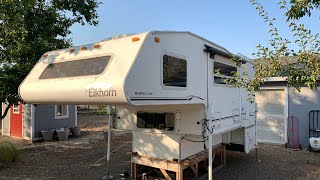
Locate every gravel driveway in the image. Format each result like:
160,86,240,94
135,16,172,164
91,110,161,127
0,113,320,179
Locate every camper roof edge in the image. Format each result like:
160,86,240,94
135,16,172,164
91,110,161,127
151,31,230,53
151,31,252,64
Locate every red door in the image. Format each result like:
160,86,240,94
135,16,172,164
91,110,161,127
10,103,22,137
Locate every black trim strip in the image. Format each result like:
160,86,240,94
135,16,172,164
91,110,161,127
204,44,246,64
130,98,189,101
130,95,204,102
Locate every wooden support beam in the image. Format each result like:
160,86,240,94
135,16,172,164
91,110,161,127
160,168,172,180
195,162,199,179
191,165,197,175
176,167,183,180
131,163,137,180
190,163,199,179
223,145,227,167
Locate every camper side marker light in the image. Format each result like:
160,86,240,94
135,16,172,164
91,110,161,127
154,37,160,43
69,48,75,53
132,37,140,42
93,44,101,49
42,54,48,58
80,46,88,51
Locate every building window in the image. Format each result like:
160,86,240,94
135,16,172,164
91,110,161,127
137,112,175,131
213,61,237,85
55,105,69,119
40,56,111,79
163,55,187,87
13,104,20,114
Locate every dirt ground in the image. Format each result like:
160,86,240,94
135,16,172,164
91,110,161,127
0,113,320,180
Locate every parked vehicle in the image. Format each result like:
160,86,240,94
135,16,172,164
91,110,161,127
19,31,257,178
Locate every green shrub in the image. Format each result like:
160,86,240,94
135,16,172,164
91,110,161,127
0,142,20,164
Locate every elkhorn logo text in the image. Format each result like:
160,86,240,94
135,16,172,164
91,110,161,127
85,88,117,97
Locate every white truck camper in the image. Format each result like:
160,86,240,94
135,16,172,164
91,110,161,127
19,31,256,179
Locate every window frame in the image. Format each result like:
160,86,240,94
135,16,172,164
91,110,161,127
161,52,188,90
40,54,114,80
13,104,20,114
213,60,238,86
55,105,69,119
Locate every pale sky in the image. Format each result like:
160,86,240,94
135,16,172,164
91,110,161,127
68,1,320,58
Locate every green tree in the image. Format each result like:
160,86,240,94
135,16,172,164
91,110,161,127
286,0,320,20
227,0,320,100
0,0,100,119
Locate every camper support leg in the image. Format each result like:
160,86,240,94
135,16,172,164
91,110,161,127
208,120,213,180
106,107,112,179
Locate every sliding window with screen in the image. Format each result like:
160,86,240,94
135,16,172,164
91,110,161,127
40,56,111,79
213,61,237,85
137,112,175,131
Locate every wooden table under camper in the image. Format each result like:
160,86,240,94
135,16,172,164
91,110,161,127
131,144,226,180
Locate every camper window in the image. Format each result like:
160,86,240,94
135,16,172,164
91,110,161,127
163,55,187,87
213,61,237,85
55,105,69,119
40,56,111,79
137,112,175,131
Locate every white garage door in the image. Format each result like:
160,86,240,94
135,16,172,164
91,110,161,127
256,89,285,144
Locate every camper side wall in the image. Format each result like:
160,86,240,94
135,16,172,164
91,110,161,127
117,105,224,161
116,104,204,135
124,32,207,106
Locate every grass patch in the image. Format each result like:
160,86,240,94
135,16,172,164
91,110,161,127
0,142,20,164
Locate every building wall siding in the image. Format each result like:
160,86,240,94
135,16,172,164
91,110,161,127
22,104,32,139
288,87,320,147
2,103,10,136
34,105,76,138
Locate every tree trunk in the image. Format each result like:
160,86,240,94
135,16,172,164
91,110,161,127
0,103,12,120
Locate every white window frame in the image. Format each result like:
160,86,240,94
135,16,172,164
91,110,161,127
13,104,20,114
55,105,69,119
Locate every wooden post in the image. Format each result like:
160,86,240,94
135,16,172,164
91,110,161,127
176,166,183,180
131,163,137,180
195,163,199,179
223,145,226,167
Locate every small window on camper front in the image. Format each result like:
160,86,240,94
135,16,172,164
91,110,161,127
213,61,237,85
39,56,111,79
137,112,175,131
163,55,187,87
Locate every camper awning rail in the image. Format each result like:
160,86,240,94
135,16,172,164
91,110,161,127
203,44,246,64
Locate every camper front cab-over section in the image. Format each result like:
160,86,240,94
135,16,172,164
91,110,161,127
19,31,256,162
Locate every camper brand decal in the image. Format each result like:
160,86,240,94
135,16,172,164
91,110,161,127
85,88,117,97
134,92,153,96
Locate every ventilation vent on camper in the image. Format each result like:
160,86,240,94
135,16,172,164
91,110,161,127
39,56,111,79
